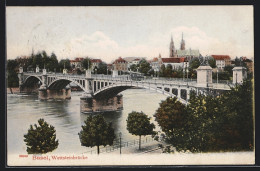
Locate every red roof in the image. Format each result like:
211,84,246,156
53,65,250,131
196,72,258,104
70,57,84,62
152,57,158,62
211,55,231,60
161,57,186,63
91,59,102,63
113,57,127,63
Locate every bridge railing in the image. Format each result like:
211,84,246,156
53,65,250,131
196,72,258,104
212,79,232,84
22,72,233,90
83,135,155,154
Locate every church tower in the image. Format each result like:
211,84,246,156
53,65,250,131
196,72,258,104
169,35,176,57
180,32,185,50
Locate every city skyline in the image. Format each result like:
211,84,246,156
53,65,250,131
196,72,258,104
6,6,254,63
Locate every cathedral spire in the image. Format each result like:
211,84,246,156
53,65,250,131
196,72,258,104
169,35,175,57
180,32,185,50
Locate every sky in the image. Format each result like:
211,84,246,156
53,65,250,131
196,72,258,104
6,6,254,63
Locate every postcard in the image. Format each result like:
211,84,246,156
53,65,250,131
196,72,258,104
6,6,254,166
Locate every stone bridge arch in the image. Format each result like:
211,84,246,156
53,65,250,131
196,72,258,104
20,75,43,93
48,78,86,91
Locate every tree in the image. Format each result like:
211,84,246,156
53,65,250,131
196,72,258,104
159,64,166,77
7,59,19,87
154,78,254,153
47,52,59,72
126,111,155,150
97,62,108,74
138,59,151,75
129,64,137,72
24,118,59,154
224,65,234,78
189,57,200,70
58,59,71,72
208,57,216,68
154,97,190,152
33,52,43,69
81,57,92,70
78,115,115,154
218,79,254,151
164,64,173,77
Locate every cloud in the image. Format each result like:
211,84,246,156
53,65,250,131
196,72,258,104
7,27,253,62
55,27,254,63
166,26,253,58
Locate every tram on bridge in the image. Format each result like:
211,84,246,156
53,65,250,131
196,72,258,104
129,71,144,81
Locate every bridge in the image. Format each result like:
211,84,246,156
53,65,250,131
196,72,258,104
17,65,246,113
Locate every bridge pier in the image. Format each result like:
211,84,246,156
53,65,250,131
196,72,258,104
80,94,123,113
38,87,71,100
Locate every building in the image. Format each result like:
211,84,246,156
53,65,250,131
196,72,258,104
112,57,128,72
150,54,188,71
91,59,103,71
241,57,254,73
123,57,144,69
70,57,84,69
210,55,231,70
159,56,188,70
169,33,200,61
149,56,160,71
107,64,113,71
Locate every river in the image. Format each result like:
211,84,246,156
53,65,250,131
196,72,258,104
7,88,167,155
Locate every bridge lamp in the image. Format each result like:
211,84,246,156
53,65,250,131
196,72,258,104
119,132,122,154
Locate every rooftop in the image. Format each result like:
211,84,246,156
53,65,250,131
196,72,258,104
161,57,186,63
211,55,231,60
113,57,127,64
91,59,102,63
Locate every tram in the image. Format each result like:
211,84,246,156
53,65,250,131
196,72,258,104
129,71,144,81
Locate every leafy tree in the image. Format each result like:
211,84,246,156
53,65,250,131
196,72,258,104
224,65,234,77
154,97,189,151
164,64,173,77
7,59,19,87
58,59,71,72
81,57,92,70
154,79,254,153
97,62,108,74
138,59,151,76
218,79,254,151
159,64,166,77
213,71,230,80
208,57,216,68
126,111,155,150
47,52,59,72
24,118,59,154
189,57,200,70
33,52,43,69
78,115,115,154
234,57,240,66
129,64,137,72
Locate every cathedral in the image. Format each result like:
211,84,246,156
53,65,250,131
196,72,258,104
169,33,200,61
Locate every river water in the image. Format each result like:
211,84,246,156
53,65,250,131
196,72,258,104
7,89,167,155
